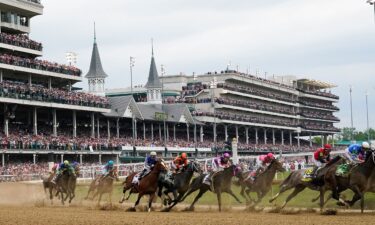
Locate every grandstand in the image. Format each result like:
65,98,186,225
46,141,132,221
0,1,340,167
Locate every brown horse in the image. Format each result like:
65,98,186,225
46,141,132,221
325,151,375,213
42,172,56,204
239,159,285,205
269,156,344,210
127,161,167,212
119,172,138,203
91,168,119,206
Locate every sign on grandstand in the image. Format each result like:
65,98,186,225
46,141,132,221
155,112,168,121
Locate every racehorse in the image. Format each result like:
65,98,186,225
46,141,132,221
127,160,167,212
89,168,119,206
238,159,285,205
159,160,202,212
180,164,242,212
42,173,56,204
55,170,75,205
269,156,344,210
119,172,138,203
326,150,375,213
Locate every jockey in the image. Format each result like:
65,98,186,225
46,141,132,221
51,160,75,184
172,152,188,173
203,153,231,186
102,160,114,177
344,142,370,164
313,144,332,167
138,151,158,181
256,153,275,173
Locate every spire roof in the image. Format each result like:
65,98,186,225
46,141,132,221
85,23,108,79
145,40,162,88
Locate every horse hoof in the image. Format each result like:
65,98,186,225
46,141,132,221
161,208,170,212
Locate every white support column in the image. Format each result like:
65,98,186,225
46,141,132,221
297,132,301,147
193,124,197,144
232,138,238,164
255,128,259,145
289,131,293,146
73,110,77,138
200,125,204,143
143,122,146,140
52,109,57,137
264,129,267,144
48,77,52,89
0,69,3,82
91,113,95,138
166,124,169,141
281,130,284,146
173,124,176,142
321,135,324,147
97,116,100,138
235,125,239,142
151,123,154,141
272,129,275,145
186,124,190,142
245,127,249,145
33,107,37,135
332,134,335,147
159,124,162,141
60,154,64,163
224,125,228,141
33,154,36,165
28,74,32,86
80,154,83,164
4,116,9,137
99,154,102,164
116,154,120,165
309,133,313,147
134,119,137,140
213,123,217,144
107,119,110,140
116,118,120,138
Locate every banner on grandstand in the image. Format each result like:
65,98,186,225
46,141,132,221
155,112,168,121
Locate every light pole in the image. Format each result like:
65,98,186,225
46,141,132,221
366,91,370,142
130,57,135,146
350,86,354,142
367,0,375,22
211,77,217,152
161,64,167,149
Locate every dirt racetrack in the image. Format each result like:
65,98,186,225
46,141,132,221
0,183,375,225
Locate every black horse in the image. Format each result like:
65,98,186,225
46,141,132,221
180,164,242,212
55,170,76,205
159,161,202,212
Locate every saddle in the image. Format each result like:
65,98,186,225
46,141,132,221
302,168,315,182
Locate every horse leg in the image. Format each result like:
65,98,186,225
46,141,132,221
180,185,200,202
319,188,325,212
119,187,128,203
188,187,208,211
97,192,103,206
225,189,242,204
216,190,222,212
281,185,306,209
148,193,155,212
60,189,65,205
240,184,250,203
269,183,292,203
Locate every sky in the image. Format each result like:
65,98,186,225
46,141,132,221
30,0,375,130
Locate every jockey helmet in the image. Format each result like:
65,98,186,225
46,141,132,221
267,153,275,159
362,142,370,150
108,160,114,166
223,152,230,158
324,144,332,150
63,160,69,165
181,153,187,159
150,151,157,156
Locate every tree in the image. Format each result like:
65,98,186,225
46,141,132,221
341,127,356,141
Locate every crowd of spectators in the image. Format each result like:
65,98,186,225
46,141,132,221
0,80,109,108
299,98,339,111
300,121,340,132
0,162,48,182
181,82,208,97
217,83,296,103
0,32,42,51
194,97,296,116
297,88,339,99
0,53,81,76
194,110,295,127
300,109,340,121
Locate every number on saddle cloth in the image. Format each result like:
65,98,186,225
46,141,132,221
302,168,314,181
335,163,350,177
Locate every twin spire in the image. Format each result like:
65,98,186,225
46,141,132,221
85,22,108,79
145,38,162,88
